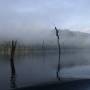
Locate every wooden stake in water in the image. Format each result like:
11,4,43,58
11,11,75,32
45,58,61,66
55,27,61,80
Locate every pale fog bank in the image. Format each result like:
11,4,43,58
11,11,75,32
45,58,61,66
0,29,90,48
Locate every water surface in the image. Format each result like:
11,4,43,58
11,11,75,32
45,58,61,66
0,50,90,89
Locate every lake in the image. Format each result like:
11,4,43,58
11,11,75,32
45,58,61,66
1,49,90,90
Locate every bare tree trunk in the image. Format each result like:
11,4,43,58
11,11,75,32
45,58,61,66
55,27,61,80
10,40,16,74
10,40,17,88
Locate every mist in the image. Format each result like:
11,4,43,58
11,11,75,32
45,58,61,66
1,0,90,44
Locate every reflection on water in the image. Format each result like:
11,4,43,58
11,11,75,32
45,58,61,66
1,50,90,89
10,58,17,89
10,58,16,80
10,73,17,89
56,49,61,80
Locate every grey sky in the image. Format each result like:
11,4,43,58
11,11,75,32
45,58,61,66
0,0,90,42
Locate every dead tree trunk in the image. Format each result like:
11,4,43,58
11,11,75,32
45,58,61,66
55,27,61,80
10,40,17,88
10,40,17,75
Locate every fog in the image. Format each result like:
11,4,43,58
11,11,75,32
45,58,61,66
1,27,90,48
0,0,90,46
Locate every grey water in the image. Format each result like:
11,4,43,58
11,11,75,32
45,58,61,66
1,50,90,90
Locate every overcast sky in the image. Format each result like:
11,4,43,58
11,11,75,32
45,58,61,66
0,0,90,42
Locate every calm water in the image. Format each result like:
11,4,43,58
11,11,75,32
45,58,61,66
1,50,90,90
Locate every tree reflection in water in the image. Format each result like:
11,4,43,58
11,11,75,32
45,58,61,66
10,40,17,89
10,72,17,89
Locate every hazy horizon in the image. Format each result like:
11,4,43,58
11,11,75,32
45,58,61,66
1,0,90,43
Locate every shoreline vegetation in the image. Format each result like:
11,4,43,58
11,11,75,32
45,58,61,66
0,41,58,55
0,41,90,55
